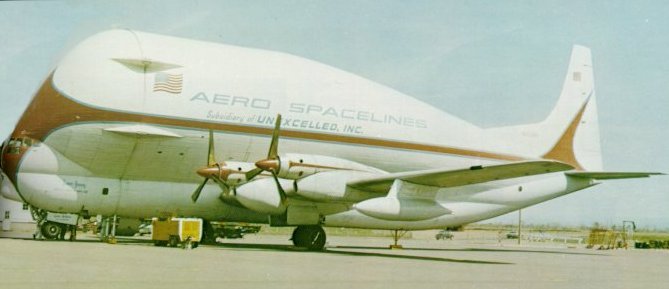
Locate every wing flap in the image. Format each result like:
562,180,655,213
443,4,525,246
348,161,574,194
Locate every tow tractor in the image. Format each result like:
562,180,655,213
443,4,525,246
152,217,203,249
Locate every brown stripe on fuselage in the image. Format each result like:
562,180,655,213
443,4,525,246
541,99,590,171
3,75,527,183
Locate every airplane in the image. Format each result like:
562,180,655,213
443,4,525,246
0,29,661,250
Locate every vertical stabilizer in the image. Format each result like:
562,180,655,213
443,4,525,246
544,45,595,132
541,45,602,171
485,45,603,171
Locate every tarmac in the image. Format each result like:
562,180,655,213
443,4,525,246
1,232,668,289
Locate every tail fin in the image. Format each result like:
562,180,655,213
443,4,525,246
541,45,602,171
486,45,603,171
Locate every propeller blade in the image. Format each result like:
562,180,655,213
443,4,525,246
270,171,287,201
207,130,216,167
267,114,282,159
245,167,264,181
191,177,210,203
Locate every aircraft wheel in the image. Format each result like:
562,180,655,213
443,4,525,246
168,235,180,247
41,221,64,240
201,220,217,245
292,225,326,251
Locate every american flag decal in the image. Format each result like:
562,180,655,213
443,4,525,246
153,72,183,94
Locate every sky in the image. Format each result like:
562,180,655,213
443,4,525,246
1,0,667,229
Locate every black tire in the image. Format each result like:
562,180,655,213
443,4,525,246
41,222,64,240
292,225,326,251
291,227,302,243
201,220,217,244
168,235,179,247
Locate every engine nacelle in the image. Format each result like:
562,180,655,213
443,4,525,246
220,161,259,186
295,170,379,202
235,177,293,215
276,153,384,180
196,161,262,188
353,197,451,221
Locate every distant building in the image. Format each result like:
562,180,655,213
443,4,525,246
1,195,35,232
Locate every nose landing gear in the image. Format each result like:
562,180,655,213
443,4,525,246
31,207,79,241
40,221,67,240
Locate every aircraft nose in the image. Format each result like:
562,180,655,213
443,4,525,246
196,167,218,178
255,159,279,172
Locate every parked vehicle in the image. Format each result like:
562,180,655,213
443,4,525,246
435,230,454,240
152,218,202,248
137,222,152,236
216,224,262,239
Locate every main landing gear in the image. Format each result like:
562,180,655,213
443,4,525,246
291,225,326,251
390,229,408,249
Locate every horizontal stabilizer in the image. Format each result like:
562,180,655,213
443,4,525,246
348,161,574,194
112,58,182,73
566,172,664,180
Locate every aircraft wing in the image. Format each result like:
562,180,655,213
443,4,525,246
347,161,574,194
566,172,664,179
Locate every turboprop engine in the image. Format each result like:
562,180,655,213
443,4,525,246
191,114,386,214
246,114,385,181
255,153,384,180
294,170,380,202
353,197,451,221
352,179,452,221
235,177,294,215
190,131,271,203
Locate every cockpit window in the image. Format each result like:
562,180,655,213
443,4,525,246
8,139,20,154
6,137,35,155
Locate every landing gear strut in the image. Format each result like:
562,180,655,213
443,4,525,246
390,229,408,249
99,215,118,243
291,225,326,251
201,220,217,245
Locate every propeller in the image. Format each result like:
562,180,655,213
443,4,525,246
246,114,288,200
245,114,282,180
269,169,287,201
191,177,209,203
191,130,225,203
192,115,287,204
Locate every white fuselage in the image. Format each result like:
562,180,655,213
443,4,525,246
2,30,596,230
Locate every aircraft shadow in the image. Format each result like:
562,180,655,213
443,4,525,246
333,245,605,256
33,236,156,244
6,236,595,262
6,236,604,259
208,242,512,265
